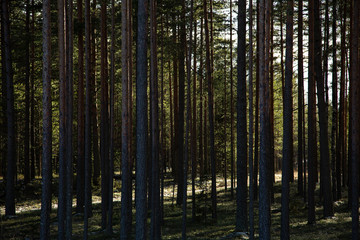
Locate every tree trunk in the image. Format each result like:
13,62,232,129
84,0,93,237
229,0,235,198
204,0,217,220
307,0,317,224
281,0,294,238
120,0,132,237
76,0,85,214
191,12,197,221
297,0,304,197
331,0,338,201
236,0,247,232
107,0,115,233
259,0,271,238
248,1,254,238
65,1,74,237
314,0,333,218
24,0,30,185
39,0,52,238
350,0,359,238
150,0,160,239
57,0,66,236
100,0,109,229
135,0,148,237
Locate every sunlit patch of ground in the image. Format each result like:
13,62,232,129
0,172,352,239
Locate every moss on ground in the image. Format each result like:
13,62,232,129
0,174,352,239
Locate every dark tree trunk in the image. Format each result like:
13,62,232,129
339,0,347,200
229,0,235,198
199,17,204,179
350,0,359,238
297,0,304,197
76,0,85,214
2,0,16,217
150,0,160,239
308,0,316,224
314,0,333,218
236,0,247,232
84,0,93,237
24,0,30,185
281,0,294,238
204,0,217,220
91,0,100,186
191,11,197,221
30,0,35,180
259,0,271,238
254,1,260,201
100,0,109,229
57,0,66,237
107,0,115,233
331,0,338,201
120,0,132,238
39,0,52,238
65,1,74,237
135,0,148,237
177,0,185,206
183,0,193,235
248,0,254,238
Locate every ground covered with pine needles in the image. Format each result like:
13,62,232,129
0,173,352,239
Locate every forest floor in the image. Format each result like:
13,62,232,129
0,172,352,239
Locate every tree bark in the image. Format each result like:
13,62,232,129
40,0,52,238
350,0,359,238
259,0,271,238
76,0,85,214
236,0,247,232
135,0,148,237
281,0,294,238
308,0,316,224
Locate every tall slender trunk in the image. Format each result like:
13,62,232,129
183,0,193,235
308,0,317,224
254,1,260,201
84,0,92,237
281,0,294,238
338,0,347,200
229,0,235,198
30,0,35,179
57,0,67,236
24,0,30,184
259,0,271,238
135,0,148,237
150,0,160,238
120,0,132,238
236,0,247,232
107,0,115,233
40,0,52,238
204,0,217,220
191,14,197,221
315,0,333,218
3,0,16,218
91,0,100,186
297,0,304,196
76,0,85,214
100,0,109,229
331,0,338,201
177,0,186,206
248,0,254,238
65,0,74,237
350,0,359,238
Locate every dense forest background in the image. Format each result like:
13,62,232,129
0,0,359,239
